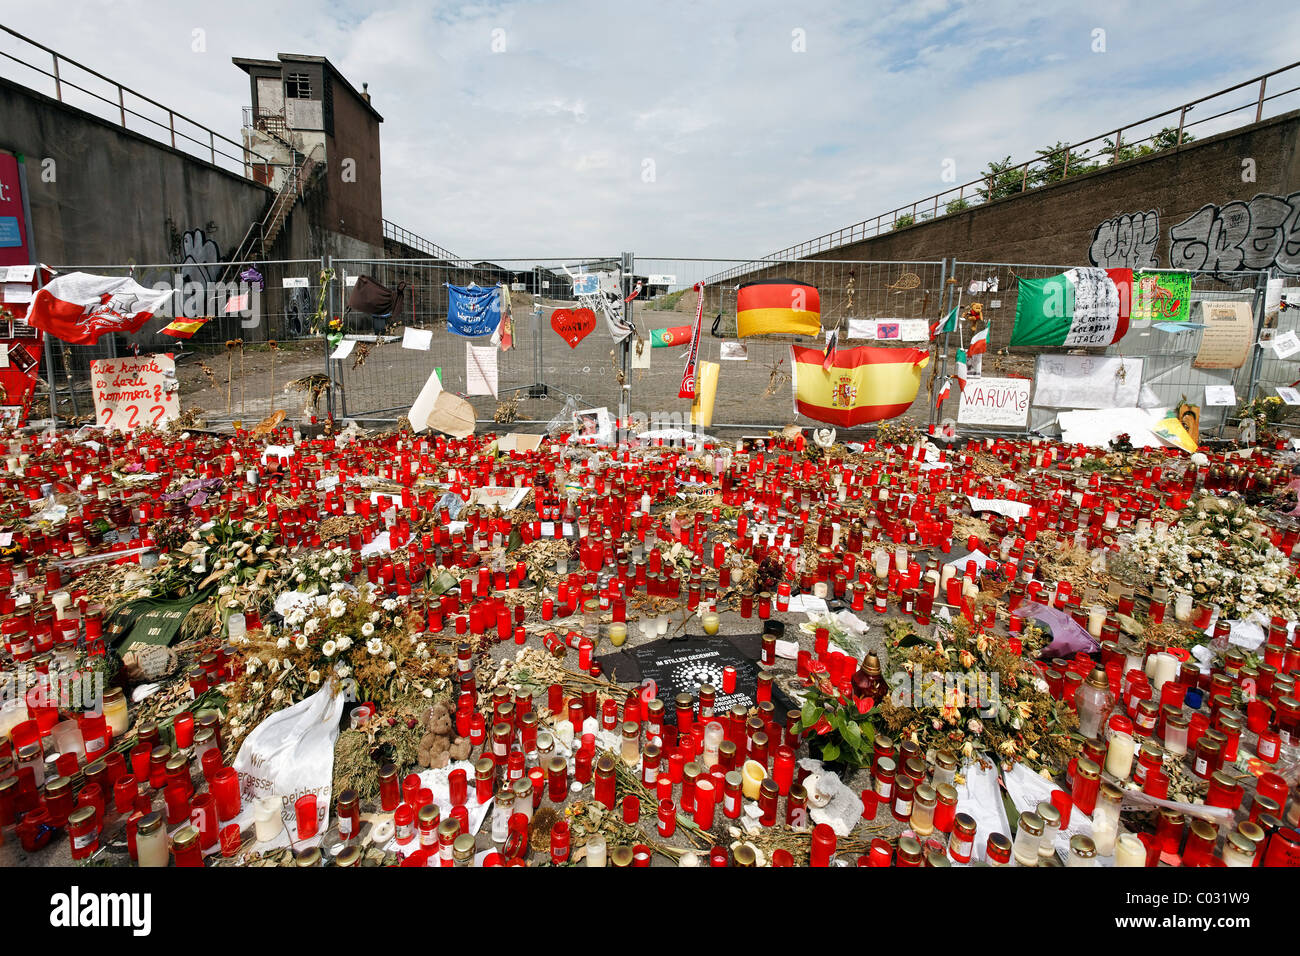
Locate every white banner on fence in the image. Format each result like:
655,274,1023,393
957,377,1031,427
1032,354,1143,409
846,318,928,341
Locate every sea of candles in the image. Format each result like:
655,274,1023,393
0,420,1296,871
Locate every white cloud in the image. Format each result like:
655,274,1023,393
0,0,1296,260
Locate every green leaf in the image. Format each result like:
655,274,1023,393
820,742,841,763
800,699,820,728
896,634,933,649
842,720,863,746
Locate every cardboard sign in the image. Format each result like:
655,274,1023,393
89,353,177,432
957,377,1030,427
550,307,596,348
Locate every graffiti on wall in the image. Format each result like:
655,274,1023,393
1088,209,1160,269
1168,193,1300,273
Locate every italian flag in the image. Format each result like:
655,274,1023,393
935,377,952,408
1010,268,1132,348
955,348,969,392
790,344,928,427
969,326,988,356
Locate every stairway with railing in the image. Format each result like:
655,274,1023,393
219,145,323,285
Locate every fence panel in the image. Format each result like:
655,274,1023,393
1248,273,1300,422
328,256,621,423
942,261,1267,436
633,257,947,430
37,258,327,424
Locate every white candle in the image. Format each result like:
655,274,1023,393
586,834,606,867
1105,731,1135,780
1152,653,1179,691
1087,605,1106,639
253,797,283,842
1173,593,1193,622
1115,833,1146,867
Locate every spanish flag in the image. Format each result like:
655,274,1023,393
790,344,929,427
736,279,820,338
160,316,211,339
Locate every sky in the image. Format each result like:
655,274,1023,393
1,0,1298,260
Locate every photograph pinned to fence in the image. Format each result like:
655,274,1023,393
573,406,613,444
1276,386,1300,405
720,342,748,361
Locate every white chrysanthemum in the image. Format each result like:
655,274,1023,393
276,637,290,650
295,635,309,651
361,622,375,637
322,640,337,657
329,599,347,618
366,638,383,656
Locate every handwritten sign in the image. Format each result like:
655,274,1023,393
89,353,177,432
957,377,1030,427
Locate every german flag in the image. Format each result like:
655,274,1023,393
736,279,820,338
790,344,928,427
160,316,211,339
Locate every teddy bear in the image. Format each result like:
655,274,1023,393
417,701,471,769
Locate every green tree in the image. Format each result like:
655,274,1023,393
945,197,971,214
1102,126,1194,164
1031,141,1098,186
893,213,915,230
978,156,1024,202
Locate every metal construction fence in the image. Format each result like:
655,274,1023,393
29,254,1297,437
937,262,1271,437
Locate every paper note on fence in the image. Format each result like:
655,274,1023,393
466,343,499,398
1032,355,1142,408
1271,330,1300,359
630,338,652,370
1204,385,1236,407
1193,301,1252,370
1276,387,1300,405
402,327,434,351
719,342,748,361
331,339,356,360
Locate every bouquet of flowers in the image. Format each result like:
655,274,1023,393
221,584,454,757
1121,492,1300,621
872,618,1079,773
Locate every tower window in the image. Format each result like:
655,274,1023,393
286,73,312,98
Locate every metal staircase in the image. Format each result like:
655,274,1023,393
219,145,322,285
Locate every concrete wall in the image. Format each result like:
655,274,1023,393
0,76,385,270
805,110,1300,273
0,75,273,268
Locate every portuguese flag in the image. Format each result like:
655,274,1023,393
737,279,820,338
1010,267,1132,348
650,326,693,347
790,344,928,427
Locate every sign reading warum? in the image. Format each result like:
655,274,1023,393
957,376,1030,427
90,353,178,432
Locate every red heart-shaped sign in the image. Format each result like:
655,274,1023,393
551,307,596,348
